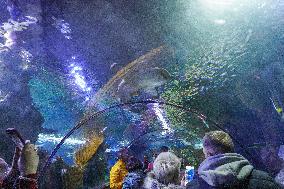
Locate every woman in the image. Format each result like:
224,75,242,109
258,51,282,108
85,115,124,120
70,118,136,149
143,152,185,189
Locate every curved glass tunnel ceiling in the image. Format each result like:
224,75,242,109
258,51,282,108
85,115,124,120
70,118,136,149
0,0,284,187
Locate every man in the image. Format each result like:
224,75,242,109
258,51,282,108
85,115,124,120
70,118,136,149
110,148,129,189
1,141,39,189
142,155,149,172
187,131,281,189
146,152,158,172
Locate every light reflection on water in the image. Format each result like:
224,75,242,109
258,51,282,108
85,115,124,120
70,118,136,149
37,133,86,146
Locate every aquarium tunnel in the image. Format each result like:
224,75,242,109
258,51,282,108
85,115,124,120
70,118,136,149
0,0,284,188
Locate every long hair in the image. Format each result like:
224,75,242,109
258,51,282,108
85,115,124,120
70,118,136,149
153,152,181,185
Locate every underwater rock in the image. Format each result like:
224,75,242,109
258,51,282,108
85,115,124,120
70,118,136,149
0,0,44,162
260,145,284,176
0,51,43,161
82,143,108,187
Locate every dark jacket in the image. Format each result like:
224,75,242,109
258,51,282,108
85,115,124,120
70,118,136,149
187,169,281,189
2,174,38,189
186,153,281,189
122,170,145,189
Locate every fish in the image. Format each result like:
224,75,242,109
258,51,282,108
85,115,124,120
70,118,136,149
0,91,10,103
0,94,9,102
270,96,284,122
86,45,173,109
116,67,172,101
110,62,118,70
245,29,253,43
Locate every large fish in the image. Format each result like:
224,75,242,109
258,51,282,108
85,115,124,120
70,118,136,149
74,132,104,167
87,45,174,108
116,67,172,102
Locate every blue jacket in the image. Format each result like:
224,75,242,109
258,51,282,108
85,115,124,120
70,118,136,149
186,153,281,189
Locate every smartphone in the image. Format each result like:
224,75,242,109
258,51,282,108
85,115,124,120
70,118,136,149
6,128,25,149
185,165,195,185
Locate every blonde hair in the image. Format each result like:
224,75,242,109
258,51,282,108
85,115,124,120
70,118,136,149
203,131,234,155
153,152,181,185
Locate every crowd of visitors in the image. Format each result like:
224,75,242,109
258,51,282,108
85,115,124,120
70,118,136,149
110,131,282,189
0,131,283,189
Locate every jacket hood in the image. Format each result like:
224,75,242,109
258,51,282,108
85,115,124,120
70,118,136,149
198,153,254,187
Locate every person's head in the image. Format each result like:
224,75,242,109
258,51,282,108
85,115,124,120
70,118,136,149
153,152,181,185
202,131,234,158
152,152,158,161
56,156,64,162
160,146,169,153
143,155,148,161
126,156,143,172
118,148,130,162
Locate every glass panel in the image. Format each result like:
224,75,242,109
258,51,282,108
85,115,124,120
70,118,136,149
0,0,284,188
